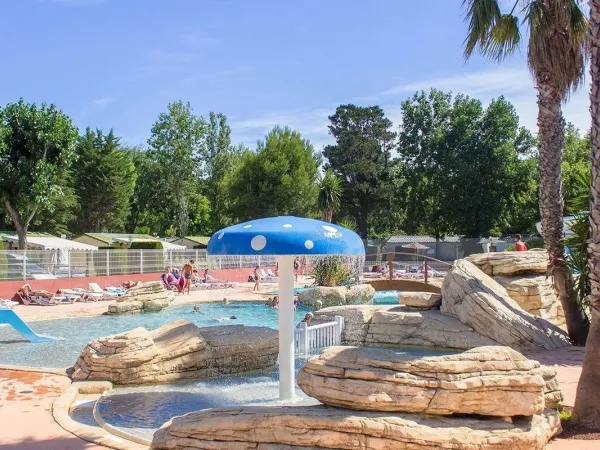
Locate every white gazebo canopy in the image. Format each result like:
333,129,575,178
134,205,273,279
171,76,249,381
2,235,98,251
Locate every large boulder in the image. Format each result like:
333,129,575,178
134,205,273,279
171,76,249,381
441,259,570,350
346,284,376,305
400,291,442,309
366,307,498,349
298,285,375,308
298,346,554,417
298,286,347,307
151,405,561,450
108,281,174,315
495,275,566,328
312,305,380,345
466,251,547,276
71,320,278,384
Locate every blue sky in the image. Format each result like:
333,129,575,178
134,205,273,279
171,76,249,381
1,0,591,150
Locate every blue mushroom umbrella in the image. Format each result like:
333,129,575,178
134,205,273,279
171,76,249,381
208,216,364,400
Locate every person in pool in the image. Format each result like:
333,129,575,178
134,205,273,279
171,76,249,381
267,297,273,307
230,315,237,320
223,298,230,304
193,305,200,313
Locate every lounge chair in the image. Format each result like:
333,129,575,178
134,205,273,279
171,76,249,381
267,269,278,278
88,282,119,301
260,269,277,282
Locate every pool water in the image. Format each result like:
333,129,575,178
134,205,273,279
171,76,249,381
373,290,401,305
0,302,310,368
95,360,318,443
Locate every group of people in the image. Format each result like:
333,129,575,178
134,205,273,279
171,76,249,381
162,261,220,294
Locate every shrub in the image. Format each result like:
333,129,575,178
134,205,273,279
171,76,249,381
311,256,351,287
130,241,164,250
525,236,544,249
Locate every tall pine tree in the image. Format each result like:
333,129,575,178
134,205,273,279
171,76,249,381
72,128,136,233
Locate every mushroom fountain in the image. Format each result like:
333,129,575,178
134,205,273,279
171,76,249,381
207,216,364,400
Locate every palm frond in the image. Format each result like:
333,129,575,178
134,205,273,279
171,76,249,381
484,14,522,61
525,0,588,98
463,0,502,59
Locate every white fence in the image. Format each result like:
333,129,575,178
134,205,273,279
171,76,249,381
295,316,344,355
0,249,278,281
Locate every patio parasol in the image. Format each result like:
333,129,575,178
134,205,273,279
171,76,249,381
207,216,364,400
401,242,430,264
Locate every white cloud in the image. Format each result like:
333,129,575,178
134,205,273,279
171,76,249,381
384,67,533,97
231,108,333,150
231,65,592,153
89,96,113,107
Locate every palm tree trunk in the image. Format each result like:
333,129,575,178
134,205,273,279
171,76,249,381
536,75,590,345
574,0,600,428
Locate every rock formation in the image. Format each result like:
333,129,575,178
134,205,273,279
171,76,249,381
466,251,548,276
298,346,558,417
297,284,375,308
71,320,278,384
151,406,561,450
312,305,379,345
467,252,566,328
400,291,442,309
441,259,570,350
107,281,174,315
365,307,498,349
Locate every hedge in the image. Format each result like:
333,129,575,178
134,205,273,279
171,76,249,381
130,241,164,250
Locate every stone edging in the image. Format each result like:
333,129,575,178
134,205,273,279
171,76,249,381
0,363,69,375
52,381,148,450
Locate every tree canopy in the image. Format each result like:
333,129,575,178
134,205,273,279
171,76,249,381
228,126,321,221
0,99,78,248
323,104,396,238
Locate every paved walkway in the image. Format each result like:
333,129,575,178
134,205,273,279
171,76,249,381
525,347,598,449
0,370,104,449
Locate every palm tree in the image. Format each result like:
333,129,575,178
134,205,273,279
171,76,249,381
463,0,589,344
573,0,600,429
317,169,342,222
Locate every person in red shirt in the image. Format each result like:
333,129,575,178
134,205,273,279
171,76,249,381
515,234,528,251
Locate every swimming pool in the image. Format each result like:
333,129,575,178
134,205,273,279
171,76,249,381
266,287,401,305
373,290,401,305
0,302,310,368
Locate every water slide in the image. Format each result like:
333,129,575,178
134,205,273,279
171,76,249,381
0,308,56,343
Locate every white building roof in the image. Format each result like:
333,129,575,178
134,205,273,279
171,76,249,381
3,235,98,250
161,241,186,250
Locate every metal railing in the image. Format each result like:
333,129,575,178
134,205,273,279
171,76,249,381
295,315,344,355
0,249,279,281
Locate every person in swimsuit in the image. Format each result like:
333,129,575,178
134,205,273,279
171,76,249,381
182,260,194,295
253,265,261,292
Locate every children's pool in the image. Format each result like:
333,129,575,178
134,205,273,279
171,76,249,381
0,302,310,368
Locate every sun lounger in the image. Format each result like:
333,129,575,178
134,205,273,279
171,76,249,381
267,269,278,278
88,282,119,301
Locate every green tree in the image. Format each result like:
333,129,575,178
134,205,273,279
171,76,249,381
463,0,589,344
71,128,136,233
204,112,239,232
147,101,207,236
398,90,535,237
317,169,342,222
563,123,591,212
228,126,320,220
0,99,78,249
323,105,396,238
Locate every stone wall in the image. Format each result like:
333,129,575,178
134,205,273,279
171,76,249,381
71,320,278,384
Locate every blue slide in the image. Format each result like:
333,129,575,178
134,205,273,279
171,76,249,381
0,309,56,343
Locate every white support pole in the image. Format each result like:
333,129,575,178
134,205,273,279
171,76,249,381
277,255,295,400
